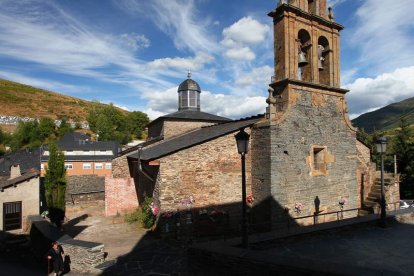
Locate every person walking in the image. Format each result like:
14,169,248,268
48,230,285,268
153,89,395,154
46,242,65,276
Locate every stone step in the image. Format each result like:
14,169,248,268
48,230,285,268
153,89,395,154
364,200,378,207
358,209,371,216
366,196,379,202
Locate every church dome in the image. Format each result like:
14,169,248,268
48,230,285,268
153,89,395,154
178,77,201,92
177,72,201,111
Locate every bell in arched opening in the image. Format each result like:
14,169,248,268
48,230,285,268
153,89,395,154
318,45,325,70
298,50,308,66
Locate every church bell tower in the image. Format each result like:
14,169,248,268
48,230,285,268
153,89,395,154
251,0,357,227
266,0,348,118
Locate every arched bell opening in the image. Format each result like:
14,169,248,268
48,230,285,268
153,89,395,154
318,36,330,86
308,0,316,14
297,29,312,82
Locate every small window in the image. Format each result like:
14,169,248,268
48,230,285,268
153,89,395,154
181,91,188,108
105,163,112,169
41,164,45,170
3,201,22,231
310,146,328,175
189,91,197,107
95,163,103,170
64,164,73,170
83,163,91,170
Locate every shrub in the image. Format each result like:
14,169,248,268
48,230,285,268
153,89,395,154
124,197,155,228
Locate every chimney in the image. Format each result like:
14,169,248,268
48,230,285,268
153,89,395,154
9,164,21,179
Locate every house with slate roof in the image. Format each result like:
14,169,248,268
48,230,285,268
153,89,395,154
41,132,119,177
0,149,41,231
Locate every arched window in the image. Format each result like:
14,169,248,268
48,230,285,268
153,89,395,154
297,29,312,82
318,36,330,86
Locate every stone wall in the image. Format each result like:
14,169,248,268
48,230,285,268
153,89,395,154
30,220,104,274
163,120,215,139
105,176,139,216
356,140,376,207
156,130,252,227
66,175,105,203
252,87,358,226
112,155,131,178
61,239,105,273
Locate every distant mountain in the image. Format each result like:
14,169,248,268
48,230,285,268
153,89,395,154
352,97,414,132
0,79,127,122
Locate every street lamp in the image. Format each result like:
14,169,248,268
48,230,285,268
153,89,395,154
376,137,387,227
235,128,250,248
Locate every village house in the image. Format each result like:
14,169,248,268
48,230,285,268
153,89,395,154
106,0,399,235
0,149,41,232
41,132,119,177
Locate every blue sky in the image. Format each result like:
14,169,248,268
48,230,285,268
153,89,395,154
0,0,413,120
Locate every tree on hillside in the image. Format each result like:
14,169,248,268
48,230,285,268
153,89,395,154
11,120,41,150
127,111,150,139
88,104,148,144
392,118,414,197
39,117,56,141
392,118,413,174
58,118,73,137
0,128,11,156
44,143,67,228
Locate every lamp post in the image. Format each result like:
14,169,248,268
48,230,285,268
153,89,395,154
235,128,250,248
376,137,387,227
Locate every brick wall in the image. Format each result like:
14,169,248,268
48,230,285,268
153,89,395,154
105,176,139,216
253,86,358,225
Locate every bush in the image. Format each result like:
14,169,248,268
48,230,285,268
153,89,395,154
124,197,155,228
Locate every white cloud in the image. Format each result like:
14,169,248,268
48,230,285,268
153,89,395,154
327,0,348,7
147,52,214,71
118,33,150,51
346,66,414,119
350,0,414,75
235,66,273,87
221,16,270,62
115,0,219,54
222,17,270,45
224,47,255,61
202,91,266,119
141,86,266,120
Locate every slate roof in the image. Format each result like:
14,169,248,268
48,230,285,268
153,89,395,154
41,132,119,162
147,110,231,127
0,148,41,177
132,114,264,161
0,169,40,190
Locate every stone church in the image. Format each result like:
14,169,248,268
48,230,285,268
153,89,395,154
106,0,399,233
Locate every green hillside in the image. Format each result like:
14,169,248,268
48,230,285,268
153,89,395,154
0,79,126,122
351,97,414,132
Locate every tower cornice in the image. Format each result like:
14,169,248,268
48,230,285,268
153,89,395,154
270,78,349,94
268,3,344,31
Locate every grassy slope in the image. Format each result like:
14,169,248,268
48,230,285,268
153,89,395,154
351,97,414,132
0,79,125,122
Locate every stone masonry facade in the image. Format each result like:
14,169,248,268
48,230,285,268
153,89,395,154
252,86,358,226
155,130,252,227
163,120,216,139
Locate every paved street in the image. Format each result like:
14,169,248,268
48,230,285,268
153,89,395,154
1,210,413,275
